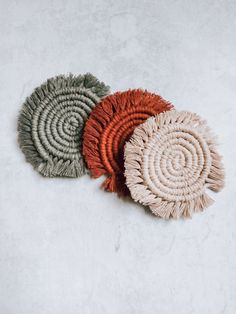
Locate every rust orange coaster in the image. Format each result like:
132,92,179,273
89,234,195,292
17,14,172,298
83,89,173,196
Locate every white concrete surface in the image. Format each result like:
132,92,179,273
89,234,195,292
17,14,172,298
0,0,235,313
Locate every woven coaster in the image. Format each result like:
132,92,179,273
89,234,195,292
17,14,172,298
83,89,173,195
124,110,224,218
18,73,110,177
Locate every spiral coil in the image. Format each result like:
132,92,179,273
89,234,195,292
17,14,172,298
18,73,110,177
83,89,173,195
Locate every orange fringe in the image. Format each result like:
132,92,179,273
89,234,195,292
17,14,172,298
83,89,173,196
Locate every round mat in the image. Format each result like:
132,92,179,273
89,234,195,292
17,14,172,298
83,89,173,195
18,73,110,177
124,110,224,218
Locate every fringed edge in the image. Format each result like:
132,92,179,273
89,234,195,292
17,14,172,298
37,158,86,178
150,193,214,219
18,73,110,177
108,172,131,196
206,150,225,192
32,73,110,100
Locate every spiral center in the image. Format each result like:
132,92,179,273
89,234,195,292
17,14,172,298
171,151,185,170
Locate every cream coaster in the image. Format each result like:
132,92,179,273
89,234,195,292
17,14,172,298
124,110,224,218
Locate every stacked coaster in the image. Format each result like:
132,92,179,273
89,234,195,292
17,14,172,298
124,111,224,218
83,89,173,196
18,73,224,219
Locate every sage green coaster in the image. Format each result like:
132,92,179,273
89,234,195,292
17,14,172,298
18,73,110,177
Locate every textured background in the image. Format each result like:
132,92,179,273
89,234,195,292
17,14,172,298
0,1,236,313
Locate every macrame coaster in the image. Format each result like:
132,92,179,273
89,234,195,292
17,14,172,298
83,89,173,195
124,110,224,218
18,73,110,177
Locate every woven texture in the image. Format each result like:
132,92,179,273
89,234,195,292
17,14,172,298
124,111,224,218
18,73,110,177
83,89,173,195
